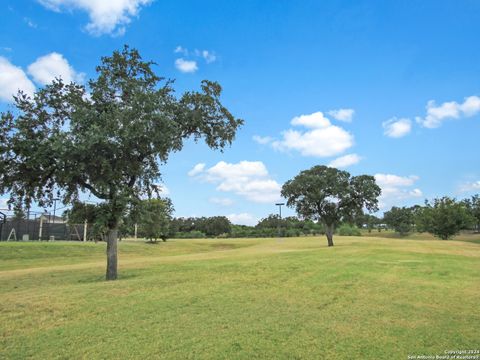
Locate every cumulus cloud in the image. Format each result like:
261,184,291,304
290,111,331,128
173,46,216,73
188,163,206,177
416,96,480,128
328,153,361,168
461,96,480,116
28,52,84,85
0,53,84,103
209,197,234,206
458,180,480,193
272,127,354,158
188,160,281,203
174,58,198,73
374,173,423,208
383,117,412,138
38,0,152,36
227,213,257,226
262,111,354,158
375,174,419,187
204,161,269,179
252,135,273,145
328,108,354,122
0,57,35,102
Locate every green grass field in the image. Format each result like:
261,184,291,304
1,235,479,359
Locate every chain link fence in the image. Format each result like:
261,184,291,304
0,218,89,241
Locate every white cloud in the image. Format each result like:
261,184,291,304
173,46,216,69
328,153,361,168
189,160,282,203
149,184,169,197
205,161,269,179
291,111,331,128
416,95,480,128
458,180,480,193
201,50,216,63
262,111,354,158
174,46,188,55
0,57,35,102
328,108,354,122
409,188,423,197
188,163,206,177
175,58,198,73
192,49,216,63
209,197,234,206
461,96,480,116
28,52,84,85
252,135,273,145
227,213,257,226
375,174,419,187
383,117,412,138
272,126,354,158
38,0,152,36
375,173,423,209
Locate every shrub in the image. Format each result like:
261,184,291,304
337,223,362,236
175,231,206,239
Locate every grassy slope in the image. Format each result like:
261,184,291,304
1,236,479,359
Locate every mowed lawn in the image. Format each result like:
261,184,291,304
1,236,479,359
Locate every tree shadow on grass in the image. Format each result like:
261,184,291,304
76,271,141,284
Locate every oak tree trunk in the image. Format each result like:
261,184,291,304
106,227,118,280
325,223,334,247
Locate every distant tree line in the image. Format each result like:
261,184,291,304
382,195,479,239
62,201,335,240
59,194,479,242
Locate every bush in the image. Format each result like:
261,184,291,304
174,231,206,239
337,224,362,236
285,229,301,237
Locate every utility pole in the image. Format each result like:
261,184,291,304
276,203,285,220
53,198,59,223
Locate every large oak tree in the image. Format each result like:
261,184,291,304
281,165,381,246
0,46,243,280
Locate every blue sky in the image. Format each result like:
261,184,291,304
1,0,479,224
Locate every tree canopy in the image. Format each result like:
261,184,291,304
281,165,381,246
415,197,474,240
198,216,232,237
463,195,480,232
63,201,110,241
0,46,243,280
136,198,174,242
383,206,414,236
63,201,102,225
